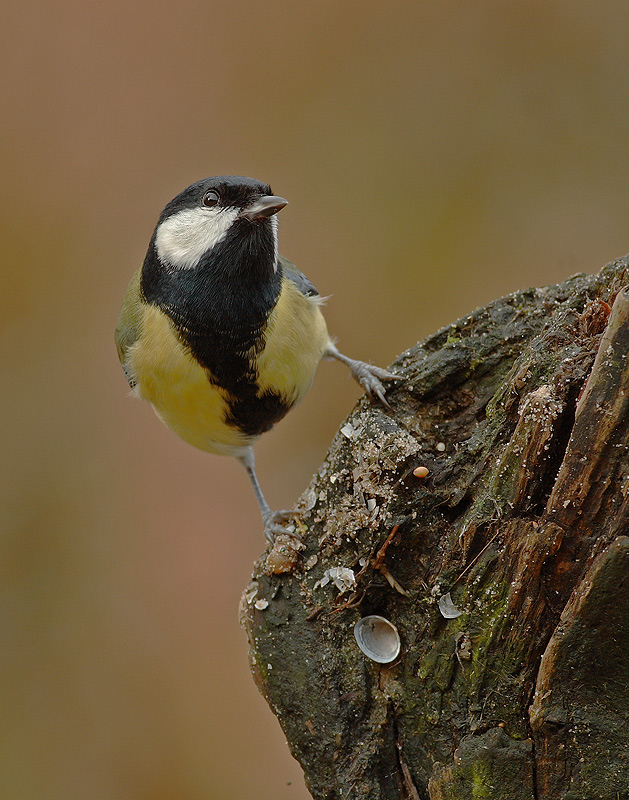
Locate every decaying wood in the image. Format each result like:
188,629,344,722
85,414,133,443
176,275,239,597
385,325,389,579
240,256,629,800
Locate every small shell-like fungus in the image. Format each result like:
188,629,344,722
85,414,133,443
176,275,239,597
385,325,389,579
353,615,401,664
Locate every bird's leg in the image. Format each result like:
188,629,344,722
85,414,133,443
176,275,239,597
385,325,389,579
237,447,301,543
324,342,396,409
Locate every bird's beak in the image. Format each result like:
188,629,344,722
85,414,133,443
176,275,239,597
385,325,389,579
239,195,288,221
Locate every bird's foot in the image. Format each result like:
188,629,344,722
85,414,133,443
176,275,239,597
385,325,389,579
324,344,396,409
348,360,396,409
262,509,303,544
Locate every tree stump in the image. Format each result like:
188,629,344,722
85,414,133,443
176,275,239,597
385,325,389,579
240,256,629,800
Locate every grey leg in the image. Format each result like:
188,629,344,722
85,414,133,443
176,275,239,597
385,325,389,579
237,447,300,543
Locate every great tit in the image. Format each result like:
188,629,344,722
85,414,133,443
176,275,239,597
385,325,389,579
115,176,393,541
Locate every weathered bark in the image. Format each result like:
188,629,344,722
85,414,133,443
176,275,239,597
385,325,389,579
240,256,629,800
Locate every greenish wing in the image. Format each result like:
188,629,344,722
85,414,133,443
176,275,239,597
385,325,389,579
114,267,143,385
279,254,320,298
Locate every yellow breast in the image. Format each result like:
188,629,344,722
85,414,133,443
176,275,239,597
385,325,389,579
256,277,329,404
128,305,248,455
124,277,330,455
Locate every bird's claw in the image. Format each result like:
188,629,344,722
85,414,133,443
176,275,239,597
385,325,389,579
350,361,396,410
262,509,303,544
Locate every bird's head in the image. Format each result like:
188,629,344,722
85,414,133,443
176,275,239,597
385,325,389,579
151,176,288,271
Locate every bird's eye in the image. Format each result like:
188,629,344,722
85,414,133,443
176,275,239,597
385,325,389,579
202,190,220,207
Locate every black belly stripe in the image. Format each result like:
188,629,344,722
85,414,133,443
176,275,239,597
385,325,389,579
182,321,292,438
225,389,293,437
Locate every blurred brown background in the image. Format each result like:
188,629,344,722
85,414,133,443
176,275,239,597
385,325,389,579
2,2,629,798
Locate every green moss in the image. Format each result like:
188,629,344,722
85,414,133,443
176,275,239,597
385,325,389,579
470,761,492,798
446,331,463,346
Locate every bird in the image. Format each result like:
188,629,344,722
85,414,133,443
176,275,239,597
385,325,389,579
115,175,394,542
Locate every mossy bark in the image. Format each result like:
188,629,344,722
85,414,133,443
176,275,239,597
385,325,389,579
241,256,629,800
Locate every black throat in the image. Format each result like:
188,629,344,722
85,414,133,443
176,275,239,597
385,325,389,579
141,219,282,396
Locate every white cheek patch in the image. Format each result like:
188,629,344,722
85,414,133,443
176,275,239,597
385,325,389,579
155,206,240,269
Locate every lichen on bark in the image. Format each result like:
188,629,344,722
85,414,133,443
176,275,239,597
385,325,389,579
241,256,629,800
